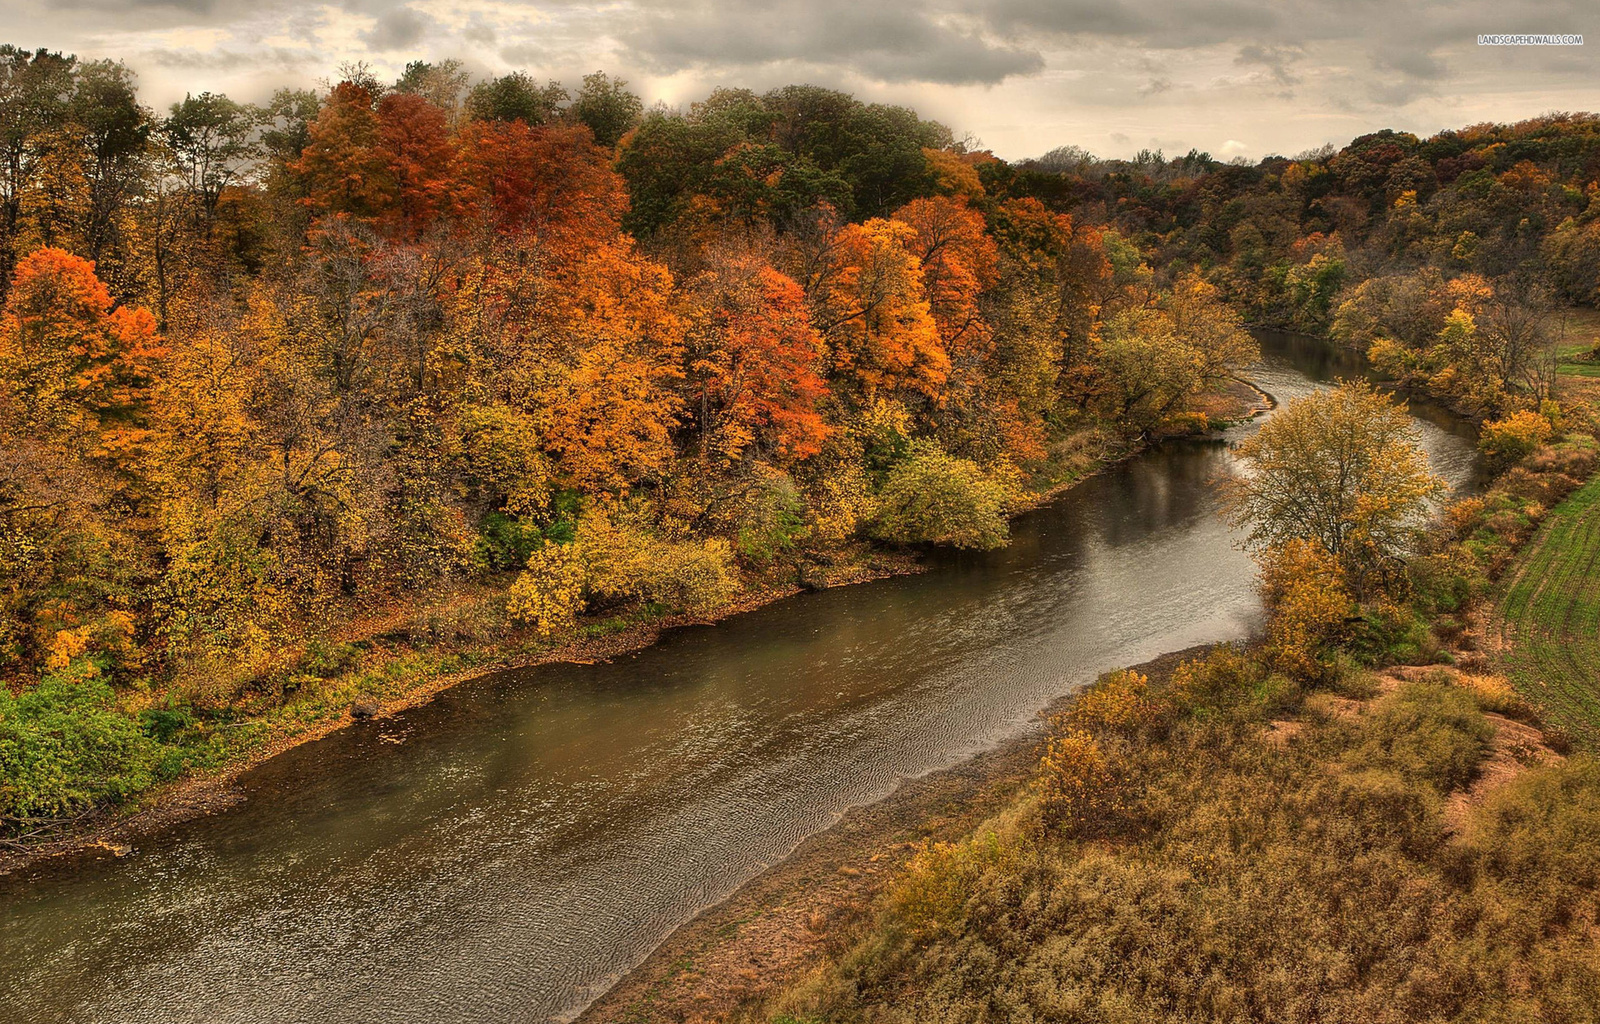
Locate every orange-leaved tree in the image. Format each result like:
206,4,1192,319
680,253,829,466
803,215,947,408
290,81,392,221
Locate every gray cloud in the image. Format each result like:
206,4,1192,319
1236,44,1302,86
3,0,1596,160
363,6,432,51
146,45,313,71
623,0,1043,84
984,0,1281,47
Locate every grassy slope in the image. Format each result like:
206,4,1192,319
756,660,1599,1024
1492,473,1600,743
1488,309,1600,742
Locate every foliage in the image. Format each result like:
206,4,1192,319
868,442,1021,550
1222,381,1445,587
1258,538,1357,680
1478,409,1553,470
1062,668,1166,735
506,543,586,638
16,55,1588,830
580,510,738,613
1036,726,1121,835
0,660,168,820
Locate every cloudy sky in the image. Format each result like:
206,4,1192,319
7,0,1599,160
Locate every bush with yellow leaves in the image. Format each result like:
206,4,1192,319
581,509,738,613
1478,409,1553,471
802,460,872,546
506,543,586,638
885,831,1018,941
1065,669,1165,736
1259,538,1356,681
1037,726,1121,835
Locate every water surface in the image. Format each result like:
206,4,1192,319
0,334,1480,1023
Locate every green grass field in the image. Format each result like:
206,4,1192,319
1493,472,1600,743
1554,308,1600,378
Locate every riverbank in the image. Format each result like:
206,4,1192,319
704,369,1600,1024
575,645,1215,1024
743,649,1590,1023
0,553,922,879
1,380,1274,880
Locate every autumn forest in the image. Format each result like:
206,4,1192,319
3,46,1599,858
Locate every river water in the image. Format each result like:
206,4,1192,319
0,333,1481,1024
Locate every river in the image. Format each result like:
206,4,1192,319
0,333,1482,1023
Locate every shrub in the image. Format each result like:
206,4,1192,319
1448,671,1528,718
506,543,586,637
735,473,808,564
1470,756,1600,896
647,538,739,611
1350,681,1493,793
477,511,543,570
1345,600,1435,665
1065,669,1166,735
869,442,1022,551
1478,410,1552,471
1538,398,1566,435
1038,727,1121,835
301,637,361,678
1408,546,1488,614
1367,335,1423,381
1258,539,1355,681
0,661,166,821
775,649,1600,1024
581,511,738,613
884,831,1018,941
1170,644,1265,712
801,460,871,546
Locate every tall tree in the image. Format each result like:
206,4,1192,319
568,72,641,149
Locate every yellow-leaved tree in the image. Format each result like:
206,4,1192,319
1221,380,1445,595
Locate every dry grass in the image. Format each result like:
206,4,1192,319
756,651,1600,1024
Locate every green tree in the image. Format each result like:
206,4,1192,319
163,92,261,232
568,71,641,148
870,441,1021,550
465,72,567,127
0,46,77,297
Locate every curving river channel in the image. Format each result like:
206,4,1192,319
0,333,1482,1024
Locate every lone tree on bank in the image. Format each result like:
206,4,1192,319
1221,380,1445,588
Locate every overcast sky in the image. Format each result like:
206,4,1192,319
6,0,1598,160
